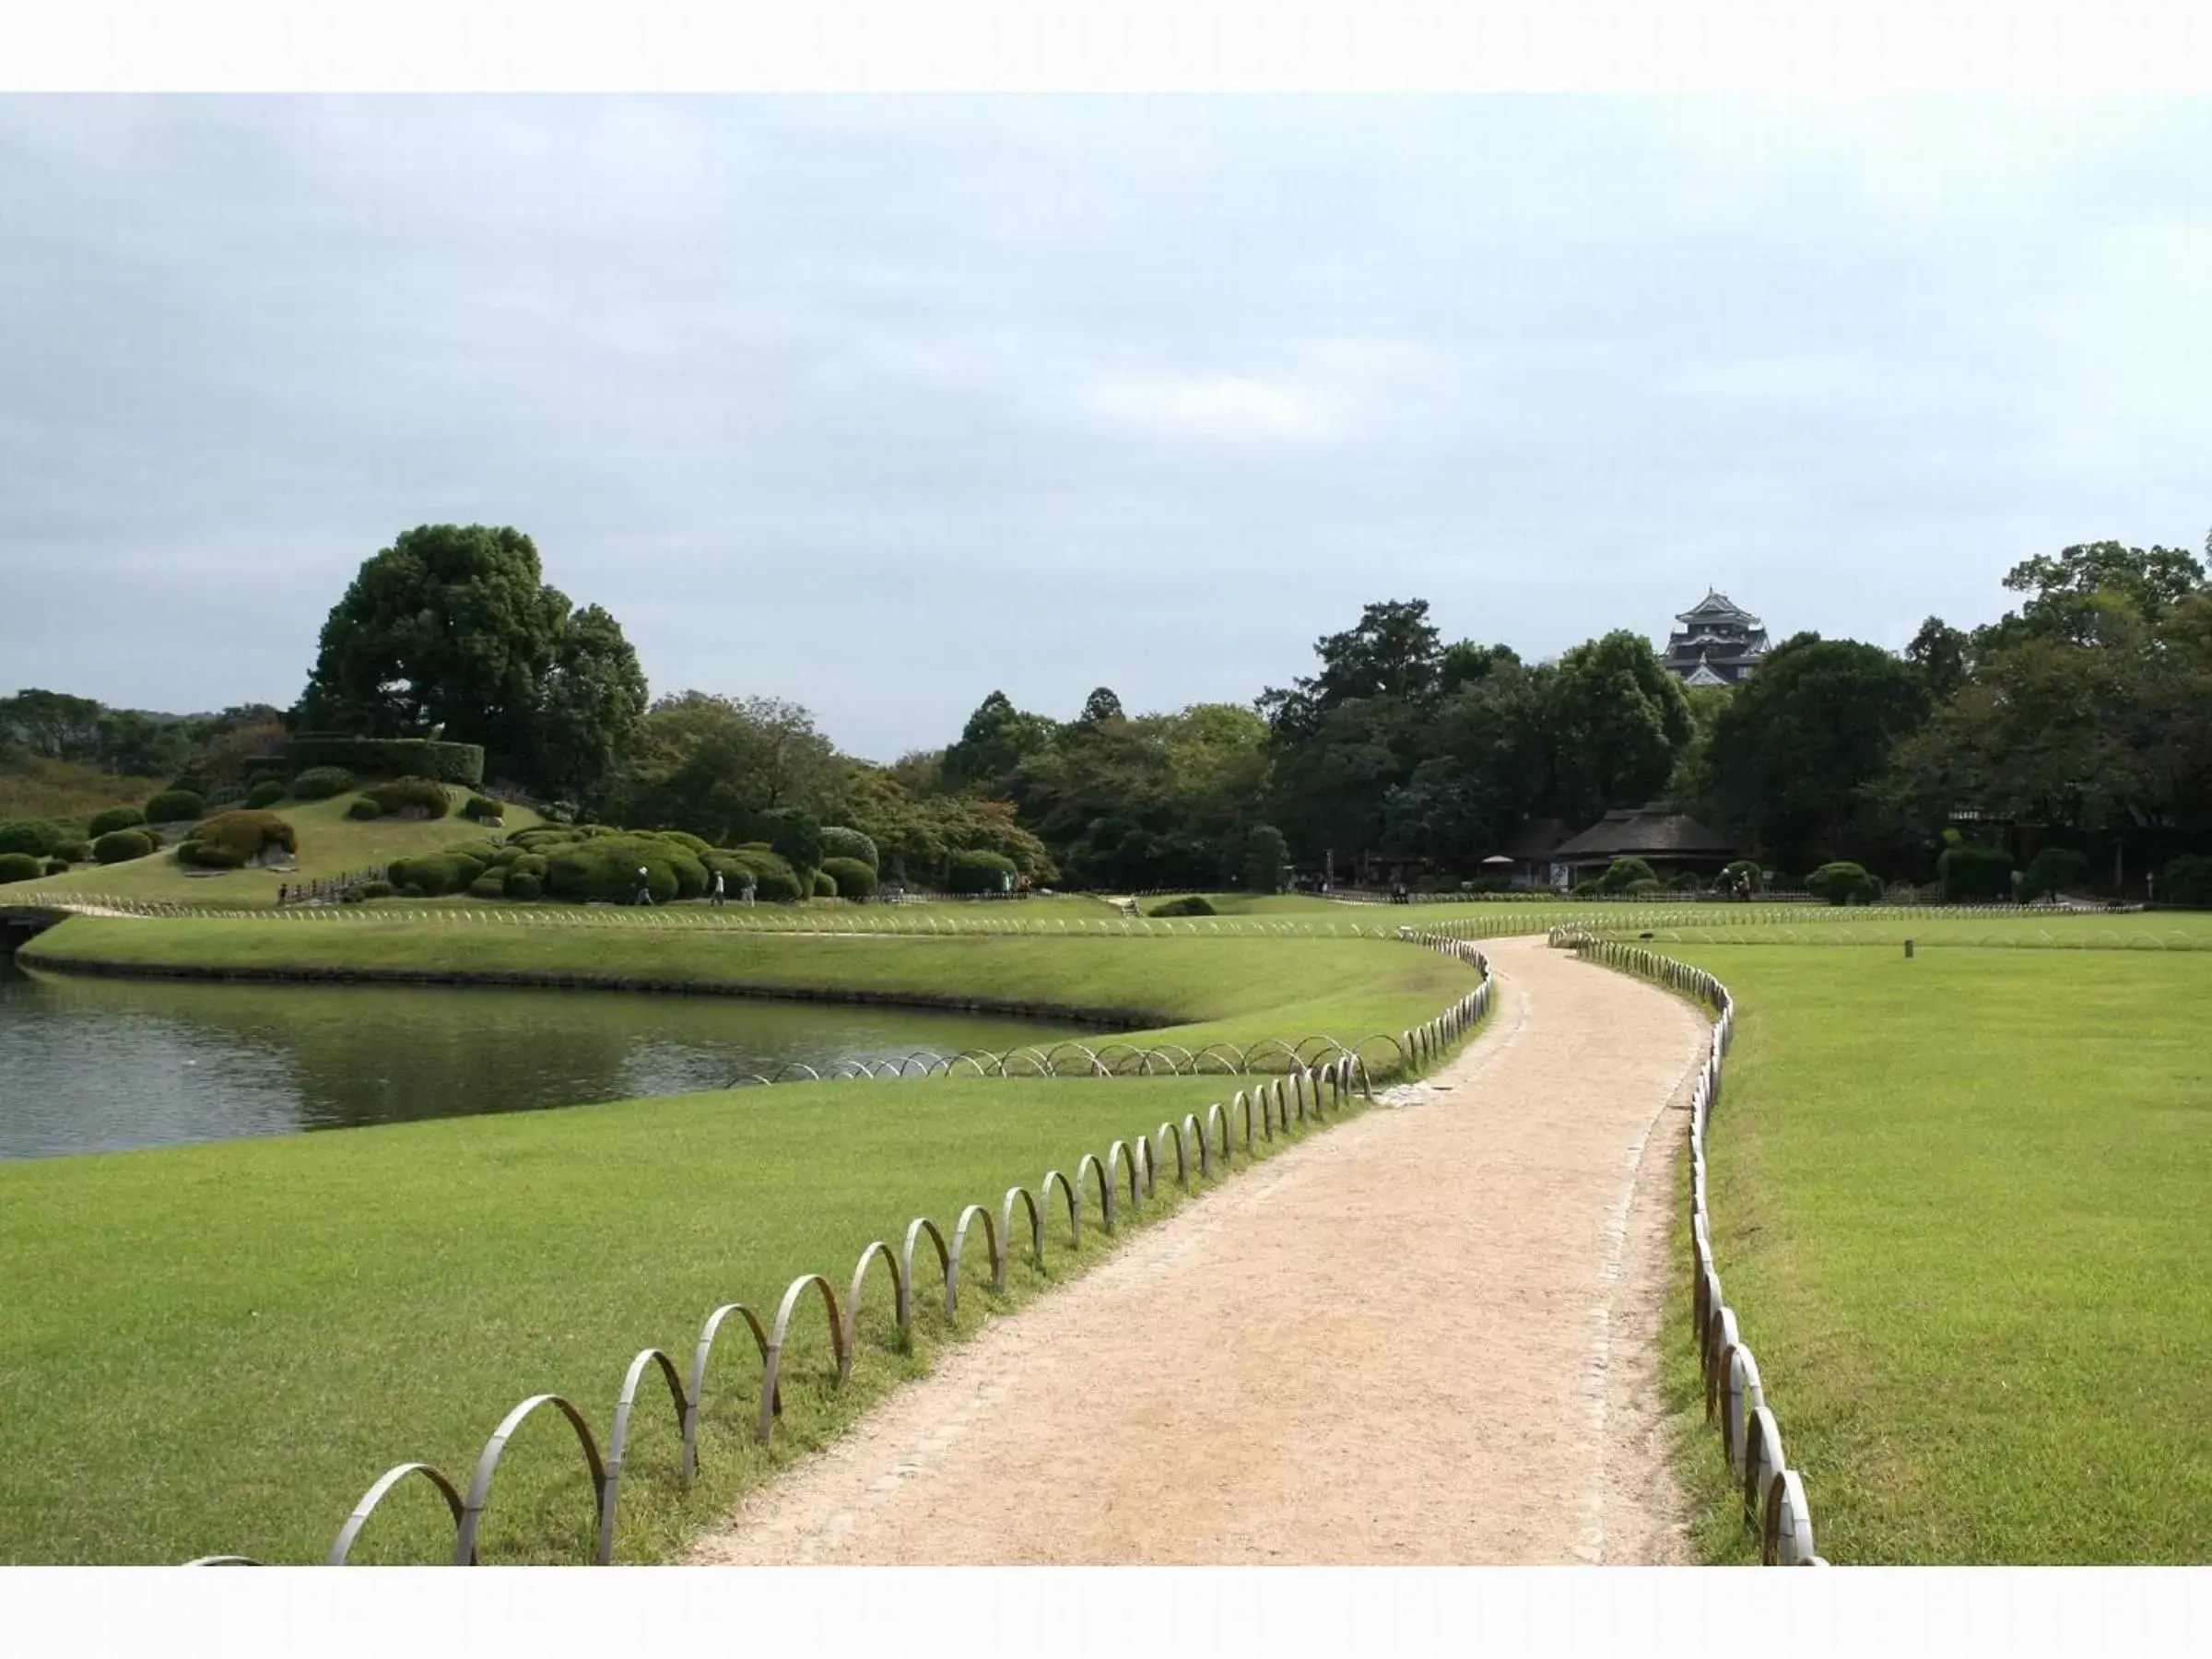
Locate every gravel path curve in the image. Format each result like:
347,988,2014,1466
688,936,1703,1565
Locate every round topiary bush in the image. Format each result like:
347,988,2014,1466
51,839,89,864
178,809,297,870
363,777,452,819
87,806,146,839
821,856,878,900
819,826,879,873
707,848,799,901
1806,861,1881,906
346,796,385,820
1595,857,1658,895
1937,841,2014,902
1147,894,1217,917
358,878,395,900
468,872,508,900
0,820,64,857
947,848,1018,895
0,852,41,885
41,857,70,876
462,795,506,824
541,833,705,905
246,780,288,809
145,789,206,825
289,767,356,801
93,829,155,864
386,852,488,897
505,870,542,900
810,868,839,898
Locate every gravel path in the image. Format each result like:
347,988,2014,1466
688,936,1703,1565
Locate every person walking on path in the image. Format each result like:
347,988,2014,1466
710,870,726,907
634,865,653,906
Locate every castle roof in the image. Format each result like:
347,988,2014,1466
1674,588,1760,628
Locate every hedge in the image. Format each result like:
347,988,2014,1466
822,856,878,900
543,834,707,905
505,871,542,900
385,852,488,898
93,830,156,865
145,790,206,825
0,852,41,885
947,849,1018,895
362,777,452,819
285,735,485,786
819,826,879,873
2160,855,2212,910
86,806,146,839
1938,842,2015,903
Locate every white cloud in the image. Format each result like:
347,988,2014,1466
1085,371,1335,440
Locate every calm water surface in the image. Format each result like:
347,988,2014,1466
0,959,1084,1160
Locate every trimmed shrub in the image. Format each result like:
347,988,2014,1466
346,796,385,820
177,841,244,869
1719,859,1762,895
468,872,508,900
204,785,247,810
1806,861,1881,906
542,834,706,905
93,829,155,865
2159,855,2212,910
462,795,506,824
543,800,579,825
41,857,69,876
0,852,41,885
756,807,824,880
51,839,89,864
1623,877,1665,897
358,878,395,900
819,826,879,873
284,735,484,786
2019,846,2091,902
822,856,878,900
246,780,288,809
655,830,715,857
1147,894,1218,917
363,777,452,819
181,809,297,868
1669,872,1707,893
505,871,543,900
386,851,488,897
0,819,69,857
707,848,800,902
947,849,1018,895
810,869,838,898
442,840,503,865
145,789,206,825
1938,841,2015,903
290,766,356,801
1595,857,1658,895
1242,824,1289,896
86,806,146,839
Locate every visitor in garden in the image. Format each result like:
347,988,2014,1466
710,870,726,906
635,865,653,906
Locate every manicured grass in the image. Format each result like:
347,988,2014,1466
15,791,542,908
0,1072,1327,1565
1618,911,2212,950
1660,944,2212,1563
24,917,1477,1060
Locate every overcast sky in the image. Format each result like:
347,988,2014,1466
2,96,2207,759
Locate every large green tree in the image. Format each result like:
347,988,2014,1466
940,690,1059,794
295,524,645,799
616,691,841,844
1703,634,1931,871
1544,630,1693,823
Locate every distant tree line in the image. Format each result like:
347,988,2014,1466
11,523,2209,898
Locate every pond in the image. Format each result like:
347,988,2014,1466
0,959,1088,1161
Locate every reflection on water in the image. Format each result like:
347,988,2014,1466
0,959,1082,1161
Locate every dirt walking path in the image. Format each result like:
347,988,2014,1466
689,936,1705,1565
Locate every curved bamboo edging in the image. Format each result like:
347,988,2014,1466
1554,931,1825,1567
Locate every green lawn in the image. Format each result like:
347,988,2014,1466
16,791,543,908
1661,943,2212,1563
1,917,1488,1564
0,1072,1326,1565
24,917,1475,1062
